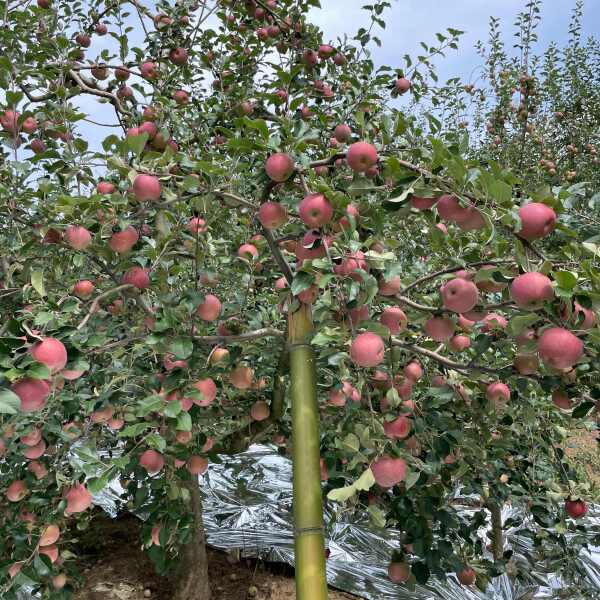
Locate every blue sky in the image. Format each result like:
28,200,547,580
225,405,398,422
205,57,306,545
314,0,600,84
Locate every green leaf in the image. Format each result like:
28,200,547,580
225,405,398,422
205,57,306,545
164,400,182,418
404,470,420,490
327,484,358,502
343,432,360,452
87,467,116,494
572,402,595,419
176,411,192,431
553,271,578,290
127,133,149,156
31,269,45,297
0,389,20,414
169,338,193,359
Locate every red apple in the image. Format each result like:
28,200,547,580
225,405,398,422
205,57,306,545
333,124,352,143
65,483,92,514
346,141,378,172
383,416,411,439
192,378,217,406
394,77,412,94
73,280,95,298
565,499,587,519
31,337,67,372
265,152,295,182
258,201,287,229
250,400,270,421
139,449,164,473
197,294,221,321
350,332,385,367
140,61,159,80
230,366,253,389
380,307,407,334
187,456,209,475
538,327,583,369
424,316,455,341
133,174,161,201
109,226,139,253
121,266,150,289
440,278,479,313
12,378,51,412
510,272,554,309
449,335,471,352
371,456,407,488
65,225,92,250
517,203,556,240
169,47,188,65
388,561,411,583
298,193,333,227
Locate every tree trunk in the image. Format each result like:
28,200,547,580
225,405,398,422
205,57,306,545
487,500,504,561
288,304,329,600
173,480,212,600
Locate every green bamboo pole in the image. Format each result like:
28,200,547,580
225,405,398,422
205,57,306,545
288,304,328,600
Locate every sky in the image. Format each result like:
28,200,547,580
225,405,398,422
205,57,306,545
313,0,600,85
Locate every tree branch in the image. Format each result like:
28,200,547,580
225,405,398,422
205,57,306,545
193,328,284,344
77,284,134,330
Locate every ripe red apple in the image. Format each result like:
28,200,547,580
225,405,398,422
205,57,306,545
388,561,411,583
40,524,60,547
197,294,221,321
302,49,319,67
230,365,253,389
6,480,28,502
22,116,37,134
0,110,20,134
31,337,67,372
565,499,587,519
481,313,508,332
572,302,597,329
238,243,259,260
109,226,139,253
133,174,161,201
297,285,318,304
486,381,510,405
75,33,91,47
121,266,150,289
21,428,42,446
115,66,130,81
436,195,463,221
394,77,412,94
441,278,479,313
371,456,407,488
378,276,401,296
12,378,51,412
449,335,471,352
346,141,378,172
97,181,116,194
265,152,295,182
298,193,333,228
65,483,92,514
350,332,385,367
380,307,407,334
334,124,352,143
424,316,455,341
456,567,476,585
140,61,159,80
37,0,50,7
517,202,556,240
187,456,209,475
185,217,206,235
192,378,217,406
250,401,270,421
538,327,583,369
348,305,369,326
173,89,189,105
139,121,157,138
510,272,554,309
95,22,108,35
404,361,423,381
169,47,188,65
28,460,48,479
73,280,95,298
139,449,164,473
91,64,108,79
65,225,92,250
410,196,436,210
258,201,287,229
52,574,67,590
31,138,46,154
552,390,571,409
383,416,411,439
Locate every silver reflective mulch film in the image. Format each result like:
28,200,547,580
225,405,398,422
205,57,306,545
92,443,600,600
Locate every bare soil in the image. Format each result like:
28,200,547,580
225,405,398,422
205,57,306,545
72,515,360,600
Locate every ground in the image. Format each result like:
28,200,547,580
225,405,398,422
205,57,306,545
72,515,359,600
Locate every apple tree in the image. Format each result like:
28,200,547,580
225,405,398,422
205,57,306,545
0,0,599,599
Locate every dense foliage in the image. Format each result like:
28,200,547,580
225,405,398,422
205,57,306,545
0,0,599,598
